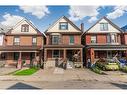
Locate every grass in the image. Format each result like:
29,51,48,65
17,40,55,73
13,68,39,76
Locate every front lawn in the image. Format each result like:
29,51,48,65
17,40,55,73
13,68,39,76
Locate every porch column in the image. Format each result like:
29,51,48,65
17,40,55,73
35,52,37,59
90,48,95,64
17,52,22,69
80,48,83,62
63,49,66,60
39,50,42,64
44,49,47,62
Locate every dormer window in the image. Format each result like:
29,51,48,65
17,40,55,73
21,24,29,32
59,22,68,30
100,23,108,31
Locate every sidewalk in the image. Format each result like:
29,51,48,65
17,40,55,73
0,68,127,83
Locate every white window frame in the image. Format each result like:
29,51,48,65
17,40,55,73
100,23,108,31
91,36,96,43
59,22,68,30
111,34,117,43
52,35,60,45
14,36,20,45
32,37,37,45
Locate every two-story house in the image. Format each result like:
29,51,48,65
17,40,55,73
44,16,83,67
82,17,127,65
0,25,8,61
2,19,44,68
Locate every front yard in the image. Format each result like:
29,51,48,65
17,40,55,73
12,68,39,76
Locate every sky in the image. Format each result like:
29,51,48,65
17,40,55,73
0,6,127,32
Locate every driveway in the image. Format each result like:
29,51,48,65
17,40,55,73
0,67,17,76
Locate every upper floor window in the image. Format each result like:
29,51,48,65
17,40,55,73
32,36,37,45
107,34,117,43
59,22,68,30
100,23,108,31
52,35,60,45
69,36,74,45
14,36,20,45
91,36,96,43
21,24,29,32
111,34,117,43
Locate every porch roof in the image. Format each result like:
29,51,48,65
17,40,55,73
0,46,41,51
43,44,84,48
86,45,127,50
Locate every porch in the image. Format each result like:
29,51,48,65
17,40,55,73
44,47,83,68
86,45,127,65
0,51,40,68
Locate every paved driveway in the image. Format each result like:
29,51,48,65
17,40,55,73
0,67,17,76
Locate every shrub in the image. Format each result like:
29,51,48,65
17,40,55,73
91,66,103,74
120,66,127,73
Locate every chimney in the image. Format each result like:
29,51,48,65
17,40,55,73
81,23,84,32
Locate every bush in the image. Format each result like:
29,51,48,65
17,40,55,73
120,66,127,73
91,66,103,74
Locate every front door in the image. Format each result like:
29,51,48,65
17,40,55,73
67,50,73,61
30,52,35,61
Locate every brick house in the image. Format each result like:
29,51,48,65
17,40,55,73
44,16,84,67
0,25,8,61
82,17,127,65
0,19,45,68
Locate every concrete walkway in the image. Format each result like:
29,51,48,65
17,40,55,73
0,68,127,82
0,67,127,83
1,68,127,89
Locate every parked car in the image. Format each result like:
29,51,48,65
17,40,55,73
95,58,119,71
119,59,127,67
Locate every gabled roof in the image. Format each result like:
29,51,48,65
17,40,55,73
45,16,82,33
121,25,127,32
6,18,45,37
82,16,123,36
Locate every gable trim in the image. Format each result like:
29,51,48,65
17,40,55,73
45,16,82,33
82,16,123,36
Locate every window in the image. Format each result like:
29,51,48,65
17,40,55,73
59,22,68,30
14,52,19,60
52,50,60,58
21,24,29,32
100,23,108,31
111,34,117,43
91,36,96,43
52,35,60,45
32,36,37,45
69,36,74,44
14,36,20,45
107,34,117,43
